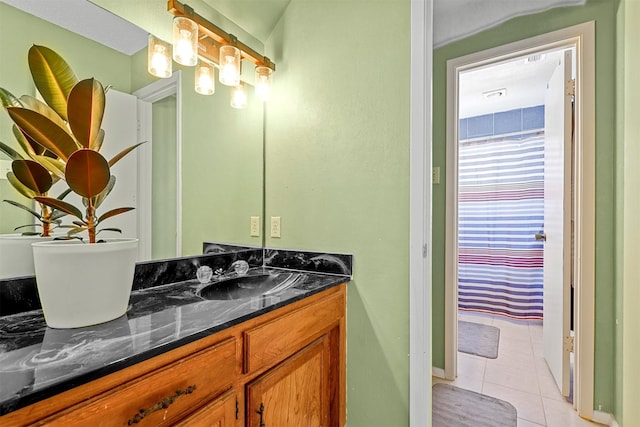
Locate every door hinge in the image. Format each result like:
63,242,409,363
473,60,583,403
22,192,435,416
566,79,576,97
422,243,428,258
564,335,574,352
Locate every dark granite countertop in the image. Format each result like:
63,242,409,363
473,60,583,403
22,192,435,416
0,266,350,416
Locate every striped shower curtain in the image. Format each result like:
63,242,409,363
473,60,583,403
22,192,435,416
458,130,545,320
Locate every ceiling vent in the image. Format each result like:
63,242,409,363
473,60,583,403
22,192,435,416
482,88,507,99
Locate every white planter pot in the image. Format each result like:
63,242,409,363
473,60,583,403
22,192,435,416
0,234,52,279
32,238,138,329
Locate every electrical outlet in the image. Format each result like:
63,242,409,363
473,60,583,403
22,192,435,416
432,166,441,184
0,159,11,180
250,216,260,237
270,216,281,238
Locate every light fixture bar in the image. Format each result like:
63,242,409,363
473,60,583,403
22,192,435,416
167,0,276,71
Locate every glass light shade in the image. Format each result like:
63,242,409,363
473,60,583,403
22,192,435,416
255,66,273,102
219,45,241,86
172,17,198,66
147,34,172,78
230,84,248,109
195,61,215,95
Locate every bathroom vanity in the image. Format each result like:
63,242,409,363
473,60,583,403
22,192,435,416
0,248,351,426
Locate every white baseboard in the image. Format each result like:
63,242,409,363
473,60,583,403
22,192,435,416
432,367,445,378
592,410,619,427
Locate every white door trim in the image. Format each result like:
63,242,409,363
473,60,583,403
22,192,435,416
133,71,183,260
409,0,433,425
444,21,595,418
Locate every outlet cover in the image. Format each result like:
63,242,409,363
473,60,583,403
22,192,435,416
270,216,281,238
250,216,260,237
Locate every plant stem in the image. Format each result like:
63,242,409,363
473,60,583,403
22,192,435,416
86,203,96,244
41,204,51,237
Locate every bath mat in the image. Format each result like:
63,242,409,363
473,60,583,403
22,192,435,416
458,321,500,359
432,383,517,427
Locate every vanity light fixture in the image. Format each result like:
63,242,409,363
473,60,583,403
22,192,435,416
255,66,273,102
219,45,241,86
147,34,172,78
195,60,215,95
172,16,198,66
230,84,248,109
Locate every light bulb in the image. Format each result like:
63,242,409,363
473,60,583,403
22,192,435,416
230,84,247,109
255,66,273,102
195,61,215,95
172,17,198,66
219,45,240,86
148,34,172,78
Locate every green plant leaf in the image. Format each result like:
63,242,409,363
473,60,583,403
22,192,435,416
7,172,37,199
65,149,110,198
0,140,24,161
7,107,78,160
109,142,145,167
13,125,41,157
91,175,115,210
3,199,42,219
56,187,72,200
97,228,122,235
0,87,24,108
12,159,53,194
97,207,134,224
50,210,68,221
19,94,73,137
91,129,105,152
28,45,78,121
33,196,83,220
14,224,41,231
68,78,105,148
33,155,66,180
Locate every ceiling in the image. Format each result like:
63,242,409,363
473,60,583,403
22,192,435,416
459,50,567,118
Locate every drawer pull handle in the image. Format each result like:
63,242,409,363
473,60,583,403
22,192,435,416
257,402,265,427
127,384,197,425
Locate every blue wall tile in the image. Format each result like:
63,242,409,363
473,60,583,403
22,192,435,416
523,106,545,130
467,114,493,138
494,109,522,134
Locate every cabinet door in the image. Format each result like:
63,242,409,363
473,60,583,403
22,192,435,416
246,337,330,427
175,388,237,427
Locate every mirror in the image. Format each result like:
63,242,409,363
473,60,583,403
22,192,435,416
0,0,265,273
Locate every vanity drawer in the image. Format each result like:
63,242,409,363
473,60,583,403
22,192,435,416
39,337,237,427
244,291,345,373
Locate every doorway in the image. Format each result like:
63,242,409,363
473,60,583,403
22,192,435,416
443,22,596,420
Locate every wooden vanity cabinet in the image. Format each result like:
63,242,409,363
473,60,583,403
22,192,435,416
1,283,346,427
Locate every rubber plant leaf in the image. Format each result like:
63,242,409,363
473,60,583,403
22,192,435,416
0,87,23,108
109,142,145,167
90,175,115,210
7,107,78,160
33,196,83,220
3,199,42,220
33,155,66,180
7,172,37,199
91,129,105,152
28,45,78,121
19,95,73,137
67,78,105,148
97,207,134,224
0,140,24,161
65,149,110,198
12,159,53,194
97,228,122,235
13,125,42,157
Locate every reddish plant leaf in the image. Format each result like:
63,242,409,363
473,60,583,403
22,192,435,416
33,196,83,220
7,107,77,160
12,159,52,195
68,78,105,148
65,149,110,198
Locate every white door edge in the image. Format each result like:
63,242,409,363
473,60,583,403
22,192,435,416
443,21,596,419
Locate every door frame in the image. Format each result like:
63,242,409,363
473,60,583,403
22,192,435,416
133,71,183,261
443,22,595,418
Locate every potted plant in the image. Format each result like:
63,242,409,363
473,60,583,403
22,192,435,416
0,67,77,278
3,45,142,328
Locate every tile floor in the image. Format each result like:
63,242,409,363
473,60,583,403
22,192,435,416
432,311,605,427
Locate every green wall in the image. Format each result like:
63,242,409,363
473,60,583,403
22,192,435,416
0,3,132,235
432,0,618,413
264,0,411,425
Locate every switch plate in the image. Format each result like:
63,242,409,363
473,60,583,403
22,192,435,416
0,159,11,180
432,167,441,184
250,216,260,237
270,216,281,238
